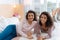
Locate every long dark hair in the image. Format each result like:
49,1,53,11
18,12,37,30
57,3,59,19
26,10,37,21
39,11,53,28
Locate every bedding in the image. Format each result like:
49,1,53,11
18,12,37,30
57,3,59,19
0,17,20,33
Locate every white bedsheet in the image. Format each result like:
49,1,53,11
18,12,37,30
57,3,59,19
48,22,60,40
19,35,37,40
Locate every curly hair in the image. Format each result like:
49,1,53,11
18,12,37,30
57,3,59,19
39,11,53,28
26,10,37,21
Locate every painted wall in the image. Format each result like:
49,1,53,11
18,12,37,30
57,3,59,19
0,4,24,19
0,0,24,20
0,5,13,18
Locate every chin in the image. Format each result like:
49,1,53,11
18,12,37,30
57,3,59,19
41,22,45,24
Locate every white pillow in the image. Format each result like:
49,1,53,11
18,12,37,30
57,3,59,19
4,17,20,25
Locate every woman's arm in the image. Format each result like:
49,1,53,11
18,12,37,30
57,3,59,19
27,21,37,32
34,23,41,37
16,20,28,38
45,26,55,39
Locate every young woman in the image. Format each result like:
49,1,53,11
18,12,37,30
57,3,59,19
12,10,37,40
34,12,54,40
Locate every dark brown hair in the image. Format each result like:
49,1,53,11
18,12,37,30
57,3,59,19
26,10,37,21
39,11,53,28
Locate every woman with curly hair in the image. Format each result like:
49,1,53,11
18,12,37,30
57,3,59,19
34,11,54,40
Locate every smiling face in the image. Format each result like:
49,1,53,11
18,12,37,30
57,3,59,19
40,14,47,24
27,13,34,22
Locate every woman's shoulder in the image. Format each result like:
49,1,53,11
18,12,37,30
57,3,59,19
33,21,40,26
33,21,37,23
33,21,39,25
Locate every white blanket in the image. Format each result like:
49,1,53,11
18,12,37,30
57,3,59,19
46,22,60,40
19,35,37,40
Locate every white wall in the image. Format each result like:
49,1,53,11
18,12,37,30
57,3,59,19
24,0,33,5
0,0,19,4
0,0,20,18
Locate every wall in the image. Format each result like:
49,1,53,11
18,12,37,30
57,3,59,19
0,5,13,18
0,0,24,20
0,4,24,19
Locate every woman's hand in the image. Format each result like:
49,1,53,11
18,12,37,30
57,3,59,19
43,35,50,39
27,32,33,39
37,36,43,40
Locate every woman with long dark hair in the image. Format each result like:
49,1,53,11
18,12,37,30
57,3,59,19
34,11,54,40
12,10,37,40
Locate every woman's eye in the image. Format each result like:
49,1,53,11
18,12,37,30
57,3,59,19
41,17,43,18
44,17,47,19
31,15,33,16
28,15,30,17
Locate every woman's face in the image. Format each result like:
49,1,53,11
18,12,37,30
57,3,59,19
40,14,47,24
27,13,34,22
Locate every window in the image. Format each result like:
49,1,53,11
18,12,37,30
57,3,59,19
47,2,56,13
33,0,40,3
